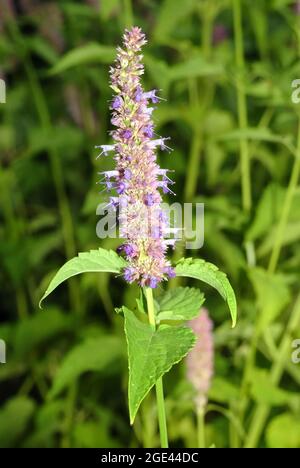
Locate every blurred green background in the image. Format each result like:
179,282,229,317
1,0,300,448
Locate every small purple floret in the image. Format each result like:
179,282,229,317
121,129,132,139
111,96,122,109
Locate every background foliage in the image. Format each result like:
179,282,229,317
0,0,300,448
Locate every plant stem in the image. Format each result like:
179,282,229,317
184,130,203,202
8,20,81,315
268,118,300,273
123,0,133,28
145,288,169,448
197,408,206,448
244,294,300,448
233,0,252,213
0,166,28,318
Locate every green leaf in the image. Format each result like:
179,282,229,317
209,377,239,404
216,127,296,156
73,421,121,448
248,267,290,333
266,413,300,448
246,183,284,241
258,221,300,258
49,43,115,75
100,0,120,20
156,287,205,322
40,248,126,306
144,54,170,94
14,308,73,356
0,397,35,448
124,307,196,423
175,258,237,327
169,55,223,82
49,336,124,398
249,369,298,406
153,0,198,42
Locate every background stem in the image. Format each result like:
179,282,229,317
197,408,206,448
244,294,300,448
233,0,252,213
268,118,300,273
123,0,133,28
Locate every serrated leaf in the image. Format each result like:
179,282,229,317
49,43,115,75
175,258,237,327
124,307,196,423
49,336,124,398
157,287,205,322
40,248,126,306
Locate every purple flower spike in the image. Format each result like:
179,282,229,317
117,181,126,194
144,89,161,103
99,27,175,287
144,193,155,206
121,129,132,140
111,96,122,109
148,277,159,288
143,124,154,138
186,309,214,412
135,86,143,102
212,24,228,46
124,267,136,283
124,169,132,180
294,1,300,15
95,144,115,158
123,244,137,257
164,266,176,278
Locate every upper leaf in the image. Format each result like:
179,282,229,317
156,287,205,322
124,307,196,424
175,258,237,327
40,248,126,307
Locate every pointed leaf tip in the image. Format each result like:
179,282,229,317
175,258,237,327
39,248,127,306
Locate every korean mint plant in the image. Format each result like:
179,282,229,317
40,27,237,448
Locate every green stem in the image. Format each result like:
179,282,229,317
8,20,80,314
184,130,203,202
145,288,169,448
0,166,28,318
244,294,300,448
233,0,252,213
197,408,206,449
123,0,133,28
268,118,300,274
229,402,240,448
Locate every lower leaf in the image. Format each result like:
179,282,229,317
123,307,196,424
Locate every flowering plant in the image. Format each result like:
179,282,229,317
40,27,236,448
